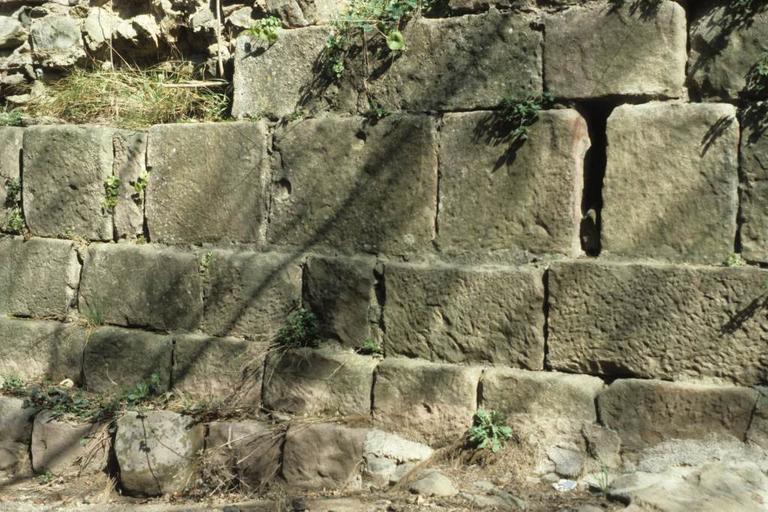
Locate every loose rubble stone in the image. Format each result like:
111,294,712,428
383,262,545,366
30,15,85,67
373,357,481,445
268,115,437,254
598,379,757,451
738,105,768,262
31,411,107,475
438,110,588,257
23,125,114,240
206,420,282,487
363,430,433,486
113,131,147,240
408,470,458,497
262,347,376,417
747,387,768,449
547,260,768,385
544,0,686,99
201,250,301,341
0,17,26,49
146,122,268,244
546,446,584,479
82,7,117,53
602,102,738,263
115,410,205,496
79,243,203,332
582,424,621,468
0,396,36,477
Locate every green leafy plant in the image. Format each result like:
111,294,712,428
38,470,55,484
366,99,391,120
0,109,22,127
5,208,24,234
131,171,149,195
199,251,213,273
122,372,162,407
498,92,554,142
276,308,320,347
747,53,768,94
25,385,95,420
248,16,282,45
3,178,24,234
2,375,25,396
468,409,514,453
103,175,121,212
357,338,383,355
725,253,746,267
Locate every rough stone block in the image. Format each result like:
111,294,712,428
373,357,481,445
368,11,542,111
79,244,203,332
383,262,545,367
738,107,768,262
548,260,768,385
0,396,36,478
747,387,768,449
0,238,79,319
30,15,85,68
544,0,686,99
23,125,114,240
115,410,205,496
266,0,346,27
0,127,22,234
146,122,268,244
201,250,301,341
83,326,172,394
262,347,376,416
602,102,738,263
113,130,147,240
304,255,377,348
598,379,757,450
438,109,588,256
206,420,282,487
268,115,438,254
31,411,107,475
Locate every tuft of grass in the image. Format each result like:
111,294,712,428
0,108,22,127
357,338,383,355
276,308,320,348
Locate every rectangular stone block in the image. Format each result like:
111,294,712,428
262,347,376,417
598,379,757,450
201,250,301,341
373,357,481,446
79,244,203,332
31,411,107,476
0,237,79,319
548,260,768,385
438,109,588,257
268,115,437,255
739,107,768,262
383,262,545,367
603,102,738,263
544,0,686,99
23,125,114,240
0,127,22,234
113,130,147,241
146,122,268,244
206,420,282,487
368,11,542,111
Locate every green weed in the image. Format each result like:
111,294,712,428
725,253,746,267
1,375,25,396
498,92,554,142
0,108,22,127
247,16,282,44
357,338,383,355
276,308,320,347
102,175,120,212
468,409,514,453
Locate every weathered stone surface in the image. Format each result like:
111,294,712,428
363,429,433,486
0,127,21,212
0,396,35,477
602,102,738,263
23,125,114,240
547,446,584,479
304,255,377,348
0,318,85,384
438,110,588,257
83,7,117,53
544,0,686,99
282,423,367,490
0,238,79,319
548,260,768,385
30,15,85,67
268,115,437,254
369,11,542,111
598,379,757,450
583,424,621,468
0,17,26,49
206,420,282,487
266,0,346,26
747,387,768,449
373,357,481,445
201,250,301,341
115,410,205,496
83,326,172,394
113,131,147,240
31,411,107,475
79,244,203,331
146,122,267,244
738,106,768,262
409,470,458,497
383,262,544,367
262,347,376,417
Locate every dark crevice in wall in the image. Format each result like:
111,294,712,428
743,393,760,443
168,337,177,390
433,115,444,247
373,261,386,357
735,108,745,255
369,363,379,419
475,370,484,412
542,268,551,371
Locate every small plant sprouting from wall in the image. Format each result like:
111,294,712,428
276,308,320,347
357,338,383,355
0,108,22,127
247,16,282,45
103,175,121,212
131,171,150,204
4,178,24,234
498,92,554,143
468,409,514,453
747,53,768,95
725,253,746,267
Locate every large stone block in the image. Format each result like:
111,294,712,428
548,260,768,385
31,411,107,475
544,0,686,99
598,379,757,450
262,347,376,417
368,11,542,111
0,396,36,478
0,127,22,234
373,357,481,445
201,250,301,341
602,102,738,263
383,262,545,367
206,420,282,487
79,244,203,332
0,238,79,319
268,115,438,254
113,130,147,240
146,122,268,244
437,109,588,257
30,15,85,68
739,107,768,262
23,125,114,240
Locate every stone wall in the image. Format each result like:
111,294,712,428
2,0,768,498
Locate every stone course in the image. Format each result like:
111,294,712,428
738,107,768,262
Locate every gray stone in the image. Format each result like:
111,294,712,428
79,244,203,332
31,411,107,475
547,260,768,385
368,11,542,111
747,387,768,449
383,262,545,367
201,250,301,341
23,125,114,240
262,347,376,417
113,131,147,240
146,122,268,244
546,446,584,479
268,115,437,254
738,104,768,262
408,470,458,497
598,379,757,451
0,396,35,477
82,7,117,53
632,436,768,475
29,15,85,67
582,424,621,468
602,102,738,263
115,410,205,496
363,429,433,486
0,16,26,50
225,6,254,30
544,1,686,99
206,420,282,487
373,357,481,446
438,110,588,257
266,0,345,27
0,238,79,319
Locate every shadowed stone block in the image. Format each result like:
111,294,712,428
206,420,282,487
0,127,22,234
747,387,768,449
0,396,36,478
738,104,768,262
31,411,107,475
113,130,147,240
